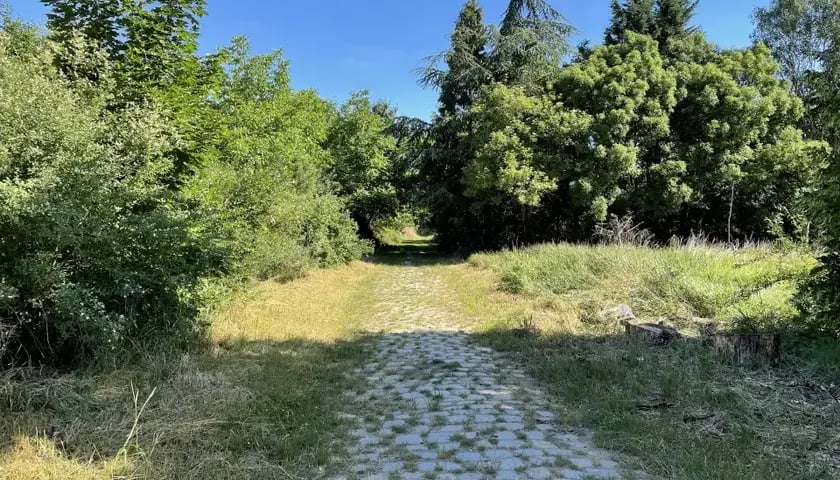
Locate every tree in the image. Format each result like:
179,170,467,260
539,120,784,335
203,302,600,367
463,34,678,242
327,91,399,242
756,1,840,333
494,0,574,85
42,0,206,93
605,0,655,45
184,38,370,280
424,0,492,115
42,0,221,179
752,0,840,138
604,0,697,51
655,0,699,47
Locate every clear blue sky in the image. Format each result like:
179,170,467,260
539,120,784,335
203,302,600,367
9,0,769,119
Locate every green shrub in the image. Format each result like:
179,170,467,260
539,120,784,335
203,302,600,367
182,39,371,282
0,29,216,364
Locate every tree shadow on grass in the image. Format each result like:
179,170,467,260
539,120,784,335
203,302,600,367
0,335,375,479
474,325,840,480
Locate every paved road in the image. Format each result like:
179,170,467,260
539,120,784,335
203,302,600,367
330,264,629,480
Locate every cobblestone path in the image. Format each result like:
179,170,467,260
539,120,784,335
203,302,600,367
331,264,630,480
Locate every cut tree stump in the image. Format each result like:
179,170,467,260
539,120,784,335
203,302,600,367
624,322,681,343
710,333,781,365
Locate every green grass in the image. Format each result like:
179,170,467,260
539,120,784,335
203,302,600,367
433,242,839,480
0,261,381,479
469,242,816,330
4,242,836,479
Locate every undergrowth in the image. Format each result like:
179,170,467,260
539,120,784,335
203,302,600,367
469,242,817,332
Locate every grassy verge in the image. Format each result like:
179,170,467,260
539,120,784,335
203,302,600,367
434,243,839,480
0,261,379,479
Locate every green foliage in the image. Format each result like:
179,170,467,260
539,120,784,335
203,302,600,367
605,0,698,50
755,0,840,334
494,0,574,85
423,0,492,115
326,91,398,240
0,9,373,365
422,1,825,249
605,0,656,45
184,38,371,281
752,0,838,110
0,26,215,364
41,0,206,95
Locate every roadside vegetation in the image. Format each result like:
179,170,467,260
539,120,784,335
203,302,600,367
3,0,840,478
434,242,839,479
1,261,379,479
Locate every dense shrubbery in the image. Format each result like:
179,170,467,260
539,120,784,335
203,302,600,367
0,22,216,364
0,5,389,365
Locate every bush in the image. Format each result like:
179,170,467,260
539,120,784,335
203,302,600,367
182,39,371,282
0,29,216,364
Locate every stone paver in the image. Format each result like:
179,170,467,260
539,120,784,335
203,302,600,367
326,264,630,479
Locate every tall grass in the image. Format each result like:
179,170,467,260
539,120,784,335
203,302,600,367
436,243,838,479
469,243,816,330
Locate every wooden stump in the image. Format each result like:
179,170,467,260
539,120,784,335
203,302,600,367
710,333,781,365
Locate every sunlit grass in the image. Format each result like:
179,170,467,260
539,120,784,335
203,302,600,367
0,436,130,480
212,260,376,343
1,261,381,479
469,242,816,330
435,243,839,480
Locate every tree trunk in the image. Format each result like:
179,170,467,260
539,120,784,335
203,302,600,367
710,333,781,365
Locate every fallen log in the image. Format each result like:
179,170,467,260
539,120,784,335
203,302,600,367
624,322,682,343
710,333,781,365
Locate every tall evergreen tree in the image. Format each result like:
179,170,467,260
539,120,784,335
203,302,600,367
604,0,697,49
655,0,699,47
605,0,655,45
426,0,491,115
494,0,574,85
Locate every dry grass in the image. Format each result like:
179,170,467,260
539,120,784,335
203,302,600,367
0,261,380,479
212,260,376,343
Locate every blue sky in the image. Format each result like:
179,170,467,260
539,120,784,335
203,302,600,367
9,0,769,119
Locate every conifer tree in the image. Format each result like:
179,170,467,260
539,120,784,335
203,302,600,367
604,0,697,49
605,0,655,45
494,0,573,85
437,0,491,115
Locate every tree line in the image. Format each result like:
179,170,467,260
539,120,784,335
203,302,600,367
1,0,839,366
0,0,402,365
408,0,840,334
